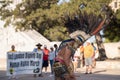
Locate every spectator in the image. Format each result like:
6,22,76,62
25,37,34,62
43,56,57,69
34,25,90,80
73,48,80,72
33,43,43,77
79,44,84,67
33,43,42,52
43,45,50,73
91,43,98,68
83,41,94,74
9,45,17,52
8,45,17,80
49,46,55,76
54,44,58,57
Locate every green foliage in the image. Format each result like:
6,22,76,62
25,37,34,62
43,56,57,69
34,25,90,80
44,26,69,41
0,1,13,27
0,0,119,42
104,9,120,42
116,9,120,19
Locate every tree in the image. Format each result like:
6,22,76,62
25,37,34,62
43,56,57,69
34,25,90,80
0,0,69,41
0,0,119,42
95,32,107,60
103,9,120,42
0,0,118,42
0,0,13,27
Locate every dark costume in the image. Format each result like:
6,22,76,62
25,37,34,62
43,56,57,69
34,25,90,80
53,40,76,80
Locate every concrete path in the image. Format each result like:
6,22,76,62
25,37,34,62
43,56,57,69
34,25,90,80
0,68,120,80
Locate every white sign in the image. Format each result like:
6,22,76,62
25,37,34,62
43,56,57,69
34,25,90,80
7,52,43,76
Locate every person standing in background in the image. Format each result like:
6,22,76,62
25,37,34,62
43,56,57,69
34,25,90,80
8,45,17,80
54,44,58,57
91,43,97,68
49,47,55,76
33,43,43,77
33,43,43,52
73,48,80,72
9,45,17,52
43,45,50,73
79,44,84,68
83,41,94,74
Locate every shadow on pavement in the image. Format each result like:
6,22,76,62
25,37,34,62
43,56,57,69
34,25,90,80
77,73,120,80
0,70,7,80
93,69,107,73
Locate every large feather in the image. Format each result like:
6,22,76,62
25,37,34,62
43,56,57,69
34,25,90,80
65,14,112,43
64,12,104,34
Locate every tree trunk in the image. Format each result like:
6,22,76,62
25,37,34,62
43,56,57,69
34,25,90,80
95,32,107,61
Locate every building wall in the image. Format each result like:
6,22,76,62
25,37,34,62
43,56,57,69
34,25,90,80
104,42,120,58
109,0,120,12
94,42,120,59
0,26,50,59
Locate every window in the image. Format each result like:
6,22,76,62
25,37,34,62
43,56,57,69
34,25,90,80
114,2,117,8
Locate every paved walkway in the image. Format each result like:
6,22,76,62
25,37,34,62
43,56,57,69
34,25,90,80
0,68,120,80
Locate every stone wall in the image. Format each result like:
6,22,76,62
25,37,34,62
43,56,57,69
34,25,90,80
104,42,120,59
0,26,50,59
94,42,120,59
96,61,120,69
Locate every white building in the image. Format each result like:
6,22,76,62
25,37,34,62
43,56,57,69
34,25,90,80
109,0,120,12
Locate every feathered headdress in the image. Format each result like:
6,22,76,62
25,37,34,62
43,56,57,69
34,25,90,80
63,5,113,43
57,5,113,53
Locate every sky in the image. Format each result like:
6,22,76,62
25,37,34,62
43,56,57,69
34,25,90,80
58,0,70,4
